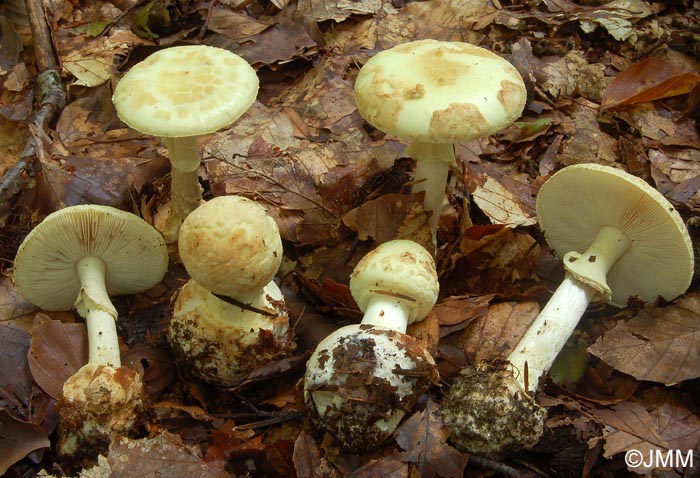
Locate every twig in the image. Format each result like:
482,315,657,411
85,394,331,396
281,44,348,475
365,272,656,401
468,455,522,477
212,292,277,317
97,0,149,38
196,0,218,41
0,0,66,206
232,411,304,430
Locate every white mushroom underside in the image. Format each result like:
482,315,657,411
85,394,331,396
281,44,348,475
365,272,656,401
536,165,694,306
13,205,168,311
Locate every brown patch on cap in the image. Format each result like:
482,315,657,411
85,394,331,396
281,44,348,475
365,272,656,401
430,102,486,141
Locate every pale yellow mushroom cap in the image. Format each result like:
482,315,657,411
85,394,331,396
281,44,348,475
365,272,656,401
536,164,694,307
354,39,527,144
178,196,283,298
112,45,259,137
349,239,439,323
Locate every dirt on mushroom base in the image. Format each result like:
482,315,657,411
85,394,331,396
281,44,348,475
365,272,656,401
442,358,546,459
303,324,439,452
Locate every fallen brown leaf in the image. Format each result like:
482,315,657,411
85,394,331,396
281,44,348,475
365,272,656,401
441,226,539,297
433,294,495,338
601,57,700,111
0,409,50,475
588,388,700,473
293,430,341,478
0,324,52,424
393,399,467,478
347,456,408,478
108,431,228,478
460,301,539,364
588,293,700,385
28,314,86,400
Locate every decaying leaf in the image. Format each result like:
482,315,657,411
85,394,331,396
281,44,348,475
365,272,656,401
0,277,37,326
407,311,440,357
0,324,42,422
297,0,382,23
28,314,86,400
556,99,618,166
588,389,700,473
232,10,318,67
206,8,274,40
460,301,539,364
649,148,700,211
440,226,539,297
58,30,142,87
347,457,408,478
588,293,700,385
343,193,432,246
471,169,537,227
601,57,700,111
0,409,50,476
122,344,177,400
108,431,228,478
577,0,653,42
611,103,700,148
204,420,261,461
36,154,165,210
293,430,341,478
432,294,495,338
393,400,467,478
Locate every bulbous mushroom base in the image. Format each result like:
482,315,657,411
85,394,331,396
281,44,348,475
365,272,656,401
168,279,294,387
57,363,145,456
303,324,439,452
442,359,546,459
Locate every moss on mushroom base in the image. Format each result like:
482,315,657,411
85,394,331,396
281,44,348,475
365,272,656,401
303,324,439,452
442,359,546,458
167,279,293,387
57,363,145,455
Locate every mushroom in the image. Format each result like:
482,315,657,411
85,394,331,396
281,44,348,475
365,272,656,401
112,45,259,242
443,163,694,458
303,240,440,451
13,205,168,455
167,195,293,387
354,39,527,248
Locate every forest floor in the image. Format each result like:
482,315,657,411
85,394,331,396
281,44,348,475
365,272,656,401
0,0,699,476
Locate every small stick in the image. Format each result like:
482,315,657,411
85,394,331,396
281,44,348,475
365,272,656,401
0,0,66,206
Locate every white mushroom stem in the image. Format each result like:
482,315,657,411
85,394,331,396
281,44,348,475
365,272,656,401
361,293,411,333
75,256,121,368
407,142,456,246
508,225,632,393
161,136,204,241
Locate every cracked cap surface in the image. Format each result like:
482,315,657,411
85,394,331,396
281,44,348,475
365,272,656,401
178,195,282,299
354,39,527,144
350,239,439,324
113,45,258,137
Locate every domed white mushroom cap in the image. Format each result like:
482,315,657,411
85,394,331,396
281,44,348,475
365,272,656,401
178,195,283,299
536,164,694,307
14,205,169,311
112,45,259,138
354,39,527,145
349,239,439,324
